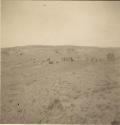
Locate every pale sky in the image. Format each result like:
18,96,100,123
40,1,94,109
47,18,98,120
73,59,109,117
1,0,120,48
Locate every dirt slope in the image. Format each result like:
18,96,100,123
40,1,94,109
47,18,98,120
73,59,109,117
1,46,120,124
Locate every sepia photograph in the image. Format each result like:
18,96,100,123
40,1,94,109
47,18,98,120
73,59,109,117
1,0,120,124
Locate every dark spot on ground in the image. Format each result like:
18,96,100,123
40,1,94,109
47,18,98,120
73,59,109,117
111,120,120,125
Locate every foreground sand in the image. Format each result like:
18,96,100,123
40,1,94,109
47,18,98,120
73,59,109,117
1,46,120,124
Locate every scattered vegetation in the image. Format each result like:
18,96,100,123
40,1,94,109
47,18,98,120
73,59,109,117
107,52,115,61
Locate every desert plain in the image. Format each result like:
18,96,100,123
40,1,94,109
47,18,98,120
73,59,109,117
1,46,120,124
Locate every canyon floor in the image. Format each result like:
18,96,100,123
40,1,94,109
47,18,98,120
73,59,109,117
1,46,120,124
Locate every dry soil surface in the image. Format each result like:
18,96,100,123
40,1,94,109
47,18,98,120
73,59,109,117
1,46,120,124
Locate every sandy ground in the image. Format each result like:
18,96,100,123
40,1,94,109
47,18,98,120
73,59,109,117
1,46,120,124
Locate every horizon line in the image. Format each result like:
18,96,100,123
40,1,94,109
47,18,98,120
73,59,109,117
1,44,120,49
